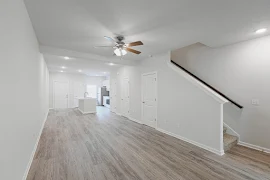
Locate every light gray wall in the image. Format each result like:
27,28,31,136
112,53,223,153
0,0,49,179
171,36,270,149
111,67,142,120
49,72,106,108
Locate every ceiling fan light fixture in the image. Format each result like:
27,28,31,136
97,36,143,56
121,49,127,55
114,48,127,56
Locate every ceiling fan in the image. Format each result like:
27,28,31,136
95,35,143,56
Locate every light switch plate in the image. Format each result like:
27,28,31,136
251,99,260,106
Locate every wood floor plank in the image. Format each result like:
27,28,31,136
27,107,270,180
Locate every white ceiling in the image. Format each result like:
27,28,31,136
44,53,121,76
24,0,270,72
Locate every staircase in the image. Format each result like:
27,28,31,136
223,126,238,152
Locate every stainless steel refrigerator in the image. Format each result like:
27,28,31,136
97,87,109,106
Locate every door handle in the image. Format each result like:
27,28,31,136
142,102,145,103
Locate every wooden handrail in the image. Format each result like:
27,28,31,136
171,60,243,109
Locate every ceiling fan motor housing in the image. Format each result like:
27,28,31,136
116,35,125,42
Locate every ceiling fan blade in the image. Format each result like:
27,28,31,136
104,36,115,42
126,47,141,54
94,45,114,48
127,41,143,47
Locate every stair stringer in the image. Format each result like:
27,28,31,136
167,59,229,104
223,122,240,139
167,58,227,155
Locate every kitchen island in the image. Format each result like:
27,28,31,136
78,98,96,114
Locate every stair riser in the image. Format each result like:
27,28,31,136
224,140,238,152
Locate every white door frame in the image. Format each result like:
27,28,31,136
121,77,130,117
110,78,117,113
53,81,69,109
141,71,158,128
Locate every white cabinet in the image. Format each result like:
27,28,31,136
78,98,96,114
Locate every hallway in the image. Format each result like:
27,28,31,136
27,107,270,180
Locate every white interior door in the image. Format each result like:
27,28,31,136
121,77,129,117
110,79,117,112
74,82,85,108
54,81,69,108
142,72,157,128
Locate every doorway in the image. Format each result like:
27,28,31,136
53,81,69,108
142,72,157,128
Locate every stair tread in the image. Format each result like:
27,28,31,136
223,133,238,146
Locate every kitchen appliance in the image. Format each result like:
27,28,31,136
97,87,109,106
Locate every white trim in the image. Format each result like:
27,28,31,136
141,71,158,129
23,109,49,180
167,60,228,104
53,80,69,109
157,128,224,156
121,77,130,118
128,116,142,124
238,141,270,154
114,111,140,124
220,104,224,153
78,108,96,114
115,104,224,156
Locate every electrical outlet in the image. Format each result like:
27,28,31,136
251,99,260,106
177,123,180,128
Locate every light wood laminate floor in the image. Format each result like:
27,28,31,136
27,107,270,180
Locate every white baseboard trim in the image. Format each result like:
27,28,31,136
128,116,142,124
78,108,96,114
156,128,224,156
22,109,49,180
238,141,270,154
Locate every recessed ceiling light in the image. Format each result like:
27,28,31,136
78,69,82,72
103,72,107,74
60,70,64,73
255,28,267,34
61,66,66,69
64,56,70,60
109,63,114,66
